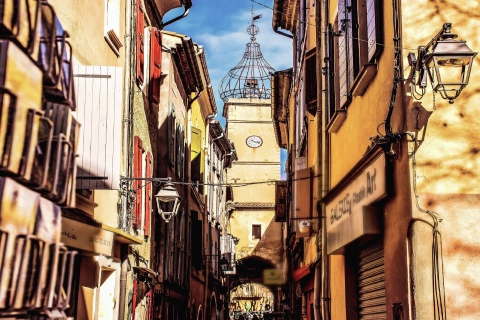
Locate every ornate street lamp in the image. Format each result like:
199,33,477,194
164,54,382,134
155,179,181,223
120,177,181,223
410,23,477,103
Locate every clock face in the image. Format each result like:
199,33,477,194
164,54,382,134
246,135,263,148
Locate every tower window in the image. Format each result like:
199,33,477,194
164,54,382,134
252,224,262,240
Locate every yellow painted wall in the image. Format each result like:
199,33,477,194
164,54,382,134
328,1,397,187
49,0,126,66
225,98,280,257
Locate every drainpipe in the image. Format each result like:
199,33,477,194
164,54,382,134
320,0,331,318
274,26,293,39
119,0,134,317
313,0,323,319
160,7,190,28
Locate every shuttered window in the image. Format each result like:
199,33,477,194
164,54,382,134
149,27,162,103
133,136,143,229
135,0,144,84
144,151,152,237
305,49,317,115
168,103,175,167
275,181,287,222
191,211,203,271
357,241,386,319
336,0,382,108
176,125,185,181
190,127,202,184
74,66,123,190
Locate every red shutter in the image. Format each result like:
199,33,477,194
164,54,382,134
135,0,145,84
149,27,162,103
146,289,154,320
144,152,152,237
133,136,143,228
132,278,138,319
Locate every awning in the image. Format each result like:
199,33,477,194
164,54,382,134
292,263,312,282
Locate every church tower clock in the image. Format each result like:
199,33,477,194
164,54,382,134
219,10,281,260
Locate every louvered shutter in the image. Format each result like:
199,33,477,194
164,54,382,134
176,124,181,180
144,151,152,237
357,241,386,319
176,125,185,181
135,0,144,84
133,136,143,229
338,0,353,107
149,28,162,103
168,104,175,167
366,0,379,62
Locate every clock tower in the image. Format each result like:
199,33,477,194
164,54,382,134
219,11,281,260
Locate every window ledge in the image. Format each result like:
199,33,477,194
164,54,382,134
351,63,377,97
326,109,347,133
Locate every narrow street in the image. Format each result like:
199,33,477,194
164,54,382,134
0,0,479,319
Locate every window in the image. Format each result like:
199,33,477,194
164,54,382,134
252,224,262,240
335,0,383,109
135,0,145,84
191,211,203,271
104,0,123,56
176,124,185,181
133,136,143,229
305,48,317,115
168,103,176,167
191,126,203,193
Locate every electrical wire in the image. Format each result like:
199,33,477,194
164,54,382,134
249,0,419,52
406,132,446,320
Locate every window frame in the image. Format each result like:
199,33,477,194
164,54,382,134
252,224,262,240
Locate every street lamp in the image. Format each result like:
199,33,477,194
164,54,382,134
220,255,230,272
155,179,181,223
409,23,477,103
120,177,181,223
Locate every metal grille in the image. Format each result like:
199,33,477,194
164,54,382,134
357,241,386,320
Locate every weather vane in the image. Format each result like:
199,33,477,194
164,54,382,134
219,5,275,102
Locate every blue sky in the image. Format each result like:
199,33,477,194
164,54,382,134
163,0,293,126
164,0,291,177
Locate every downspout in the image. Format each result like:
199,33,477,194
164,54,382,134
119,0,134,317
160,7,190,28
274,26,293,39
320,0,331,318
314,0,323,317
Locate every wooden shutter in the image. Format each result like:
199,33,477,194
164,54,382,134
144,151,152,237
338,0,353,107
135,0,144,84
149,28,162,103
357,241,386,319
305,49,317,115
366,0,380,62
294,167,313,237
133,136,143,229
168,104,175,167
132,278,138,319
275,181,287,222
176,125,185,181
74,66,123,189
191,127,201,183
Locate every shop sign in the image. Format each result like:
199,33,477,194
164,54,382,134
263,269,284,285
60,217,114,256
326,153,386,254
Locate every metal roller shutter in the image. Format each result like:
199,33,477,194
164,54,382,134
358,241,386,320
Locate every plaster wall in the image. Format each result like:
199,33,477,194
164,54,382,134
49,0,126,66
401,1,480,319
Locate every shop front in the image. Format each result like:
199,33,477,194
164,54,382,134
324,148,393,320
